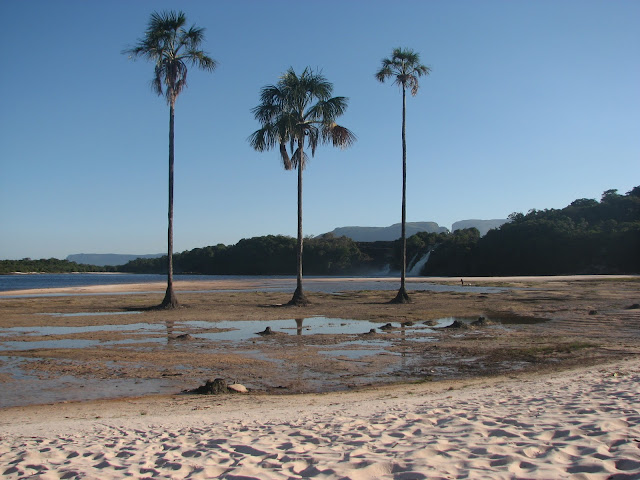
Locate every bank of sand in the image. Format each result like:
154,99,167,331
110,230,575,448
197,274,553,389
1,274,635,297
1,358,639,479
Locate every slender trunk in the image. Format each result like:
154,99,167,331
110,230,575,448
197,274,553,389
162,102,178,308
401,86,407,289
296,150,303,290
392,86,410,303
290,135,309,306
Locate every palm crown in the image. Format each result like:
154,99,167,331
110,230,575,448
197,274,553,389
375,47,430,95
123,11,217,105
249,68,355,170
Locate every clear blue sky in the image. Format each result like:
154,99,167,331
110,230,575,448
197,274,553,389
1,0,638,260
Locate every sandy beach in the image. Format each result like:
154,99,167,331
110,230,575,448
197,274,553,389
1,357,639,479
1,276,639,478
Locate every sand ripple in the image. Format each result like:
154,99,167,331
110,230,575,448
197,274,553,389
2,360,640,479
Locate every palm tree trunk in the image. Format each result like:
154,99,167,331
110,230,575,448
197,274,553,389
290,136,309,306
162,102,179,308
392,86,411,304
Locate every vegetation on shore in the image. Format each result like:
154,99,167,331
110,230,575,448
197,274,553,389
118,186,640,277
0,258,113,275
2,187,637,276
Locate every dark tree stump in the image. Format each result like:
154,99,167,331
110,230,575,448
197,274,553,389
192,378,228,395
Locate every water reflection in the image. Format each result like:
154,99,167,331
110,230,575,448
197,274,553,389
0,315,546,352
166,319,174,346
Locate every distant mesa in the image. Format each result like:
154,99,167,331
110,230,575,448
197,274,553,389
451,219,507,237
67,219,507,266
66,253,163,267
328,222,448,242
327,219,506,242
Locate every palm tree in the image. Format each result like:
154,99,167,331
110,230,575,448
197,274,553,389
249,68,355,306
123,11,217,308
375,47,430,304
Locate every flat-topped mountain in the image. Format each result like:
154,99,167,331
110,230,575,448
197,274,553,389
328,222,448,242
452,219,507,236
66,253,163,267
67,219,509,266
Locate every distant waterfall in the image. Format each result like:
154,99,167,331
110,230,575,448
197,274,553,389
408,250,431,276
378,264,391,275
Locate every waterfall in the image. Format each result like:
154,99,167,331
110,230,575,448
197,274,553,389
378,264,391,275
405,252,420,275
408,250,431,276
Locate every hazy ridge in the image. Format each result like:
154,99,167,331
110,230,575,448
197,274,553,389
66,253,163,267
67,220,505,266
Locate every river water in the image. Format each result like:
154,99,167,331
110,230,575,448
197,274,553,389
0,273,504,296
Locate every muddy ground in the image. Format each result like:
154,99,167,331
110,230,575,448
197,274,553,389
0,277,638,406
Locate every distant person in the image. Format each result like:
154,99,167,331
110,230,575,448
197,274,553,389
460,279,464,286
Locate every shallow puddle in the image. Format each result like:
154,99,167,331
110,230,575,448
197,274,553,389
0,313,548,406
185,317,394,340
0,315,544,352
40,311,143,317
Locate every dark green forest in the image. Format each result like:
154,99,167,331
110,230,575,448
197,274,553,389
0,258,114,275
118,234,370,275
2,187,638,276
424,187,640,276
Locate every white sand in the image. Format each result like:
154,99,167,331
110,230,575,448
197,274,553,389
1,359,639,479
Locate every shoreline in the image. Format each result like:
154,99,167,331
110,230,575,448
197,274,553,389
1,357,638,479
1,273,637,297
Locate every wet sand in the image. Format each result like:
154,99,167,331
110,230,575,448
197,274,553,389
0,275,638,403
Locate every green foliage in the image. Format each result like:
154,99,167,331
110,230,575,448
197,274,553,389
249,67,355,169
119,235,367,276
123,10,217,105
428,187,639,276
9,187,636,277
375,47,431,96
0,259,110,274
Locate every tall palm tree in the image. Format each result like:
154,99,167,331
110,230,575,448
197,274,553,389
123,11,217,308
249,68,355,306
376,47,430,304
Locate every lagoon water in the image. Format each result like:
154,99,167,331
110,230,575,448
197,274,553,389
0,273,505,296
0,273,221,292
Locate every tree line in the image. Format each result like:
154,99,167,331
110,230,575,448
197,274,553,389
422,187,640,276
3,187,637,276
113,187,638,277
0,258,113,275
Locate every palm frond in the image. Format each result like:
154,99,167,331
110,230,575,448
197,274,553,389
251,102,279,124
181,25,206,49
124,10,216,104
248,125,277,152
184,50,217,72
259,84,284,108
323,124,356,149
249,67,354,169
291,147,308,170
306,126,319,157
376,46,431,95
279,143,293,170
306,96,349,123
